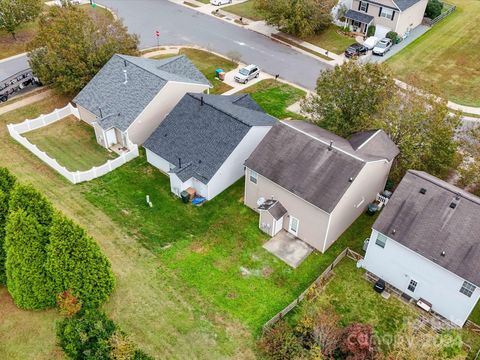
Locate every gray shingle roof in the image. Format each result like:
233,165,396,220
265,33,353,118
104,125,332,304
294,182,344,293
73,54,211,131
373,170,480,286
393,0,422,11
269,201,288,220
345,9,374,24
144,93,276,184
349,130,400,161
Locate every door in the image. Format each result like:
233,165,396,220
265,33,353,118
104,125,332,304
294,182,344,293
105,128,117,147
288,216,299,236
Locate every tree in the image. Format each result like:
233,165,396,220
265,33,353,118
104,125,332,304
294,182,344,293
0,167,16,285
0,0,42,39
425,0,443,19
256,0,335,37
457,125,480,195
340,323,376,360
258,321,305,360
46,213,115,307
4,210,55,309
302,63,461,182
28,4,139,95
302,62,396,138
8,183,54,227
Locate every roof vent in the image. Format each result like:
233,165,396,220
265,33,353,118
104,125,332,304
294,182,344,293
449,202,457,209
328,140,333,151
123,69,128,84
419,188,427,194
200,96,204,106
391,229,396,235
455,194,461,201
348,177,354,182
164,133,167,137
99,107,103,118
441,251,446,257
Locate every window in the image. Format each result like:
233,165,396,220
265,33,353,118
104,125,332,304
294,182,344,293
407,279,417,292
359,1,368,12
380,7,394,19
249,169,258,184
460,281,476,297
375,233,387,248
289,216,299,236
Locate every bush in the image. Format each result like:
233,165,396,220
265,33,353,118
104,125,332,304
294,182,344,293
259,321,305,360
425,0,443,19
386,31,398,42
0,168,16,284
56,290,82,317
340,323,376,360
367,25,376,37
46,213,115,307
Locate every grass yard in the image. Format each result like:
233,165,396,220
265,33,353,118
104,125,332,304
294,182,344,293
241,79,306,119
302,25,354,55
152,48,237,94
0,95,256,359
289,259,480,358
23,116,117,171
387,0,480,107
222,0,265,21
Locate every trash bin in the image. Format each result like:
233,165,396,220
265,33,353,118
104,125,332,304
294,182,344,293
215,68,224,80
366,203,379,215
180,191,190,203
218,71,225,81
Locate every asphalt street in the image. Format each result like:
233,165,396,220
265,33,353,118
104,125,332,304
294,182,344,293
98,0,331,90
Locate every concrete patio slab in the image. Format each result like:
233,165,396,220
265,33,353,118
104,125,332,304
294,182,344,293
263,231,313,268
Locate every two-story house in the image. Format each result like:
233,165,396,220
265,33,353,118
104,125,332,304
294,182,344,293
344,0,428,37
362,170,480,326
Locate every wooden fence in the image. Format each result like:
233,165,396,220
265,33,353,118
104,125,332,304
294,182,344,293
262,248,363,332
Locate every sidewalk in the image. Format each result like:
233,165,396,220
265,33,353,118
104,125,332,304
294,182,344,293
0,89,51,116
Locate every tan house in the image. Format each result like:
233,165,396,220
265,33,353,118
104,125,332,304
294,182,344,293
244,121,399,253
344,0,428,37
73,54,211,150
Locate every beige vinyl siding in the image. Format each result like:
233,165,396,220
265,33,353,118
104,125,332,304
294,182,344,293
352,0,399,31
394,0,428,35
126,81,209,146
244,168,330,252
77,105,97,125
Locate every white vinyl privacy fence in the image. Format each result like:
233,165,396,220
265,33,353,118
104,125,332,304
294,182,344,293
7,103,139,184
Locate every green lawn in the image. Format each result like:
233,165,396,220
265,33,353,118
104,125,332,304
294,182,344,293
387,0,480,107
222,0,264,21
241,79,306,119
303,25,354,55
23,116,117,171
152,48,237,94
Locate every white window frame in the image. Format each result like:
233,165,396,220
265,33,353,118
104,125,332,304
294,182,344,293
407,279,417,292
460,281,476,297
288,216,299,236
249,169,258,184
359,1,368,12
375,233,387,248
380,7,393,19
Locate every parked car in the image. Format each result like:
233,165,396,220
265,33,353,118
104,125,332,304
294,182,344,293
210,0,232,5
234,64,260,84
344,43,368,58
363,36,379,50
372,38,393,56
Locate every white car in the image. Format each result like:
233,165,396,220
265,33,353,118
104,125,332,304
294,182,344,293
372,38,393,56
234,64,260,84
363,36,379,50
210,0,232,5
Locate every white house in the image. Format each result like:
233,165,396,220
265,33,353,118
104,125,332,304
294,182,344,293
73,54,211,150
244,121,399,253
143,93,277,200
363,170,480,326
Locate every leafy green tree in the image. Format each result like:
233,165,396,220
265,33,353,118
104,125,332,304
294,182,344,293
46,213,115,307
28,4,139,95
458,125,480,195
425,0,443,19
8,183,53,227
4,210,55,308
0,167,16,285
302,62,396,137
0,0,42,39
257,0,335,36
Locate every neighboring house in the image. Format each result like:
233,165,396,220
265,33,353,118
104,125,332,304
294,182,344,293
244,121,399,253
363,170,480,327
73,54,211,150
343,0,428,37
144,93,277,200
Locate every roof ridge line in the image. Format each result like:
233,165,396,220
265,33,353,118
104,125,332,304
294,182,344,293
281,121,366,163
118,54,187,82
409,171,480,206
356,129,382,150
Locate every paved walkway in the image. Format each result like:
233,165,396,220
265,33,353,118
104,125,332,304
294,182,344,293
0,89,51,116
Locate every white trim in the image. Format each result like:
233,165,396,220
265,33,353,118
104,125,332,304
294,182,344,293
356,129,382,150
280,121,367,162
321,214,333,253
288,216,300,236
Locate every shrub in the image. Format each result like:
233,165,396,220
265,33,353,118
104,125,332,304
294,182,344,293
46,213,115,307
56,290,82,317
425,0,443,19
57,308,117,359
367,25,376,37
8,183,54,227
340,323,376,360
386,31,398,42
259,321,305,360
109,331,137,360
0,169,17,284
4,210,56,309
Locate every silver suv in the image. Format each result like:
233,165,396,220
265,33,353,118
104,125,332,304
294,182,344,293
234,64,260,84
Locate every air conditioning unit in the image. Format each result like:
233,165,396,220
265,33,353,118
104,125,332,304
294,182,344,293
417,298,432,312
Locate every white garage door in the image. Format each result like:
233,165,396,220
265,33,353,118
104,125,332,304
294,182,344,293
375,25,391,38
